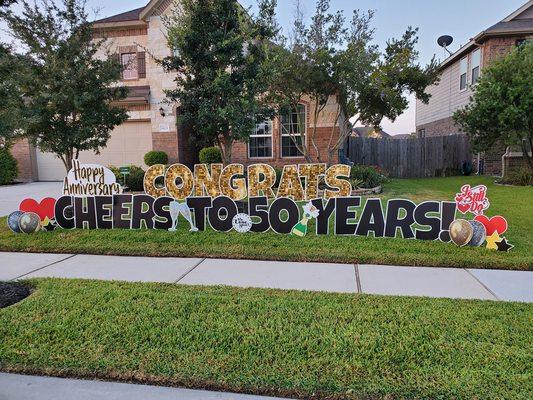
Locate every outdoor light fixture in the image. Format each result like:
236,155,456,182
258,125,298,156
159,107,166,117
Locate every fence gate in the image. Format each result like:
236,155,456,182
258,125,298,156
346,135,472,178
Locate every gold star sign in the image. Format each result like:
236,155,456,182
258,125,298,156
486,232,500,251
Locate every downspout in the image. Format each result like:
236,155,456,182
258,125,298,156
501,146,511,178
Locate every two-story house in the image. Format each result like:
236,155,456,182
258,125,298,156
415,0,533,175
11,0,341,182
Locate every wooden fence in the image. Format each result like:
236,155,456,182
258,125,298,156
345,135,472,178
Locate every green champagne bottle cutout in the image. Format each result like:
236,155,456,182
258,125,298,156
291,202,320,237
291,218,309,237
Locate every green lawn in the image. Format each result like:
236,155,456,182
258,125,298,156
1,279,531,399
0,176,531,270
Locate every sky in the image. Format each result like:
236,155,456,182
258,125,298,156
2,0,527,134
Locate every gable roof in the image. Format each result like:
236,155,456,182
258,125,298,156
352,127,391,139
94,7,145,24
438,1,533,71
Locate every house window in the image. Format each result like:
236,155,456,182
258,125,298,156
459,57,468,90
418,128,426,138
515,39,526,48
249,121,273,158
280,104,306,157
471,48,481,85
121,53,138,80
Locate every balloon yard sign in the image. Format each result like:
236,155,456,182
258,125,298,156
7,161,513,252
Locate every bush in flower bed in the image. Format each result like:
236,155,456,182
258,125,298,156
499,167,533,186
144,151,168,166
109,165,146,192
0,148,18,185
199,147,222,165
350,165,388,189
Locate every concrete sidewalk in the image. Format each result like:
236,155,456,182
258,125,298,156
0,373,287,400
1,252,532,302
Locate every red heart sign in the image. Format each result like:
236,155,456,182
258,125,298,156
457,203,471,214
474,215,508,236
19,198,56,222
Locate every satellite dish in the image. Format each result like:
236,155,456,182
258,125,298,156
437,35,454,55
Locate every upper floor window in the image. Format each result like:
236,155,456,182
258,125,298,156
459,57,468,91
121,53,138,80
280,104,306,158
249,121,273,158
471,48,481,85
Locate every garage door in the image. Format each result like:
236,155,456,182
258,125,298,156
36,121,153,181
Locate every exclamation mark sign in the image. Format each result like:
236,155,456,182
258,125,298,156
439,202,457,242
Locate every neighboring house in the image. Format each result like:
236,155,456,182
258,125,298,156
415,0,533,175
352,127,391,139
11,0,340,182
391,134,415,140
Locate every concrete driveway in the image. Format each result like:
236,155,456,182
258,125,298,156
0,182,62,217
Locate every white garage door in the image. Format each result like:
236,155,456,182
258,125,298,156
36,121,153,181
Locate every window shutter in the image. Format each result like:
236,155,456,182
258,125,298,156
137,52,146,79
112,53,123,79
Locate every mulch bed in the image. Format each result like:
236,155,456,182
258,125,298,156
0,282,32,308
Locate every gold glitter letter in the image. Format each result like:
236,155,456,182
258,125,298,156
165,164,194,200
276,165,305,201
220,164,247,201
144,164,166,198
193,164,222,197
248,164,276,198
324,165,352,199
299,163,326,200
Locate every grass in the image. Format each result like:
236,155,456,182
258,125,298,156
0,176,531,270
0,279,532,399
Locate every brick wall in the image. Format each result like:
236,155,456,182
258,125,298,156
416,116,463,137
152,131,179,164
10,139,36,182
504,154,530,174
232,124,340,167
481,37,522,68
483,142,507,176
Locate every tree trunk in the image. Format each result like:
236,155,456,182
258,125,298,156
218,136,233,166
521,138,533,170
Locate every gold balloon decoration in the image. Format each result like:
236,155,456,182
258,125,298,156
449,219,474,247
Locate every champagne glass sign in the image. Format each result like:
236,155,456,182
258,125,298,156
168,200,199,232
168,201,180,232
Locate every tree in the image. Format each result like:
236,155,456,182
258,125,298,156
0,45,27,148
1,0,128,171
269,0,439,165
0,0,16,7
454,43,533,170
162,0,279,165
0,0,21,148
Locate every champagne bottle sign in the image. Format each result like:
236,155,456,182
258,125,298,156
291,202,320,237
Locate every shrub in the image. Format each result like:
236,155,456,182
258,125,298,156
350,165,387,189
199,146,222,165
144,151,168,166
109,165,146,192
0,149,18,185
500,168,533,186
